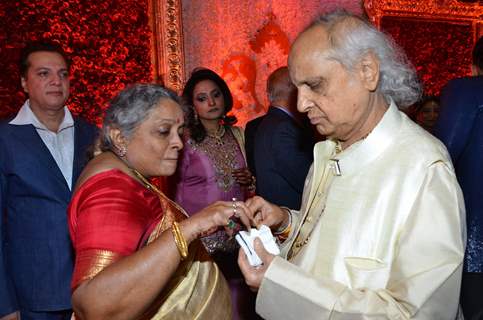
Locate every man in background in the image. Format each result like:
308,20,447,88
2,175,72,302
434,35,483,320
245,66,314,209
0,42,97,320
244,114,264,179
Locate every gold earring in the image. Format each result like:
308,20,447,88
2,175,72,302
118,145,127,157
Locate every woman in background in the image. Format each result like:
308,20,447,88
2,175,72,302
174,68,258,319
415,95,440,133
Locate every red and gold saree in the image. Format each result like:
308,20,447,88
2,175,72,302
69,169,231,319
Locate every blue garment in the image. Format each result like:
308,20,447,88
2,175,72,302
0,117,97,317
20,309,72,320
433,76,483,273
248,107,314,209
244,115,265,177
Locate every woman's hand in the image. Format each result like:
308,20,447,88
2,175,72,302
183,199,253,242
232,167,254,186
245,196,288,230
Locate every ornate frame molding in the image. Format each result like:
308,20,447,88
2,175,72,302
364,0,483,40
148,0,185,93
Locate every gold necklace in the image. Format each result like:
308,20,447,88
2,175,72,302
206,125,225,146
131,169,190,260
113,150,187,215
131,168,163,195
131,168,189,213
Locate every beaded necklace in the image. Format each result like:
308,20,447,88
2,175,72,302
206,125,226,146
190,126,241,192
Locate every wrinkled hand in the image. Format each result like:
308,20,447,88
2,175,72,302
238,238,275,291
232,167,254,186
187,200,252,241
245,196,288,230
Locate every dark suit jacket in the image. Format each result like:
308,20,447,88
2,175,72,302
252,107,314,210
245,115,265,177
0,117,97,315
433,76,483,273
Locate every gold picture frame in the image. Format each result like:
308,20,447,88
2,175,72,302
364,0,483,41
148,0,185,93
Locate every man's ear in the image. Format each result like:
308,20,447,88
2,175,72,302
358,51,380,92
109,127,127,150
21,77,28,93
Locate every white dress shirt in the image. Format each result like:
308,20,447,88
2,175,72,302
9,100,75,189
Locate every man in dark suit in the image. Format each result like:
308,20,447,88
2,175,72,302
433,36,483,320
245,66,314,209
0,42,97,320
244,114,264,177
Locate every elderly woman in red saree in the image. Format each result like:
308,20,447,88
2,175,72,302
68,84,251,319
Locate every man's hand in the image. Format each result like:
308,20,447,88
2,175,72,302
238,238,275,291
245,196,288,230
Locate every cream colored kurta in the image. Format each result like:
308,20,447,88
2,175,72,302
256,102,466,319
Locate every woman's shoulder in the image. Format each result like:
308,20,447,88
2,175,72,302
228,125,245,140
181,129,197,148
73,153,140,193
229,125,244,134
80,169,132,188
181,130,205,156
72,169,146,209
228,125,245,148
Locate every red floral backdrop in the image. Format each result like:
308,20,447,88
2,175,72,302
182,0,363,126
381,16,474,97
0,0,477,126
0,0,153,124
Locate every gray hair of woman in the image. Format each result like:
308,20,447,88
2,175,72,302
100,83,182,153
310,10,422,108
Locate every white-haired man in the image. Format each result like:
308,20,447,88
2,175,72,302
239,10,465,319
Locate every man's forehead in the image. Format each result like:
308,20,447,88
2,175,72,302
290,27,329,62
294,25,329,51
28,51,67,67
289,38,332,82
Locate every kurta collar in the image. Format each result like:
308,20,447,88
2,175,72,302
318,101,402,177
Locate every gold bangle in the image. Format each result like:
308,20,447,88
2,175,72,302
247,176,256,193
277,225,291,241
274,207,292,241
171,221,188,260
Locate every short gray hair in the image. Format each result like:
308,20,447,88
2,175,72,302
267,66,294,103
309,10,421,108
101,83,181,151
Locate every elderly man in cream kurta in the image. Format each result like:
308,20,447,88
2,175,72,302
238,10,465,320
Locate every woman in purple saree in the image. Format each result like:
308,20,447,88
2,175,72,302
174,68,259,319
